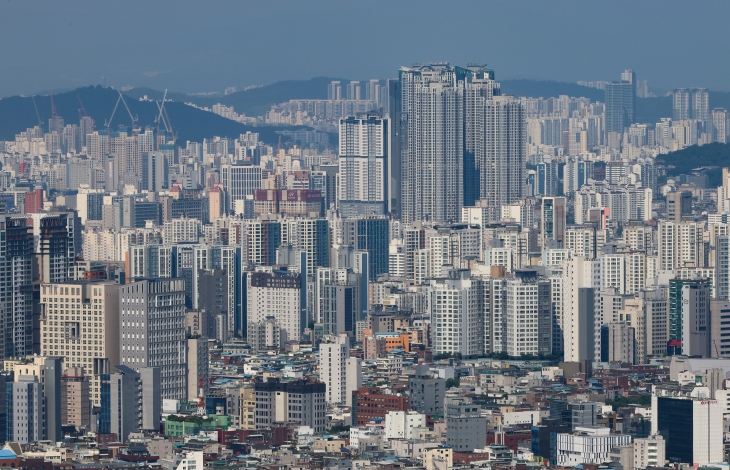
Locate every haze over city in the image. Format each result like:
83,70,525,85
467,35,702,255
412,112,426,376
2,0,730,96
1,1,730,469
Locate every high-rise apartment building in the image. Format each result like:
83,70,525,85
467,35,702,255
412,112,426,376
504,270,552,357
342,217,389,279
0,215,33,359
40,281,120,405
338,112,389,216
119,278,187,400
398,64,466,224
692,88,709,123
712,108,728,143
428,268,484,358
254,379,326,433
563,257,600,362
318,334,361,405
673,89,690,121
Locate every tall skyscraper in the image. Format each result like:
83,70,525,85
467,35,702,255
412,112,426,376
398,64,466,224
220,164,262,212
0,215,33,359
341,217,390,279
119,278,187,400
673,88,690,121
605,81,635,133
338,112,389,216
669,278,710,356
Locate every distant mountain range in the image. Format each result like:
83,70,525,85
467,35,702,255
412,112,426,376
4,78,730,146
0,86,314,144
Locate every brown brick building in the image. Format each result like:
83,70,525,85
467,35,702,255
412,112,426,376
352,387,410,426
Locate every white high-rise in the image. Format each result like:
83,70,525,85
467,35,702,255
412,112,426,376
429,268,484,357
712,108,728,143
399,64,465,224
338,112,388,216
319,334,361,405
562,256,600,362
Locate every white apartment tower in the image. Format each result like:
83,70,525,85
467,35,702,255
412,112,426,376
338,112,388,216
428,268,484,357
319,334,362,405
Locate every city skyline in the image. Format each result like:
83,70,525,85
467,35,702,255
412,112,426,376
2,0,730,97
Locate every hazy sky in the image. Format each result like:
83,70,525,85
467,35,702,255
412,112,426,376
2,0,729,97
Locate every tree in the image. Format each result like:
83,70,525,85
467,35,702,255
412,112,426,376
445,377,460,388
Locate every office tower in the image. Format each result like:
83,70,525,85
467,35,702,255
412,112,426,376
673,88,690,121
23,188,43,214
446,402,487,452
428,268,484,358
532,418,571,465
541,197,566,248
342,217,389,279
652,395,722,465
668,278,710,356
328,81,342,100
139,151,167,192
6,375,44,444
505,270,552,356
346,80,361,101
221,164,262,212
692,88,709,122
563,158,594,195
99,365,141,442
0,215,33,359
712,108,728,143
399,64,466,224
254,379,326,433
338,112,389,216
319,334,353,405
409,365,445,415
666,191,692,223
61,368,90,430
246,269,304,341
30,211,81,284
605,80,635,133
120,278,187,400
40,281,120,405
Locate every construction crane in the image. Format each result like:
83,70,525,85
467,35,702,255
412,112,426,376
117,89,138,132
155,89,176,145
77,95,89,118
50,92,58,119
31,96,43,128
104,92,123,154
